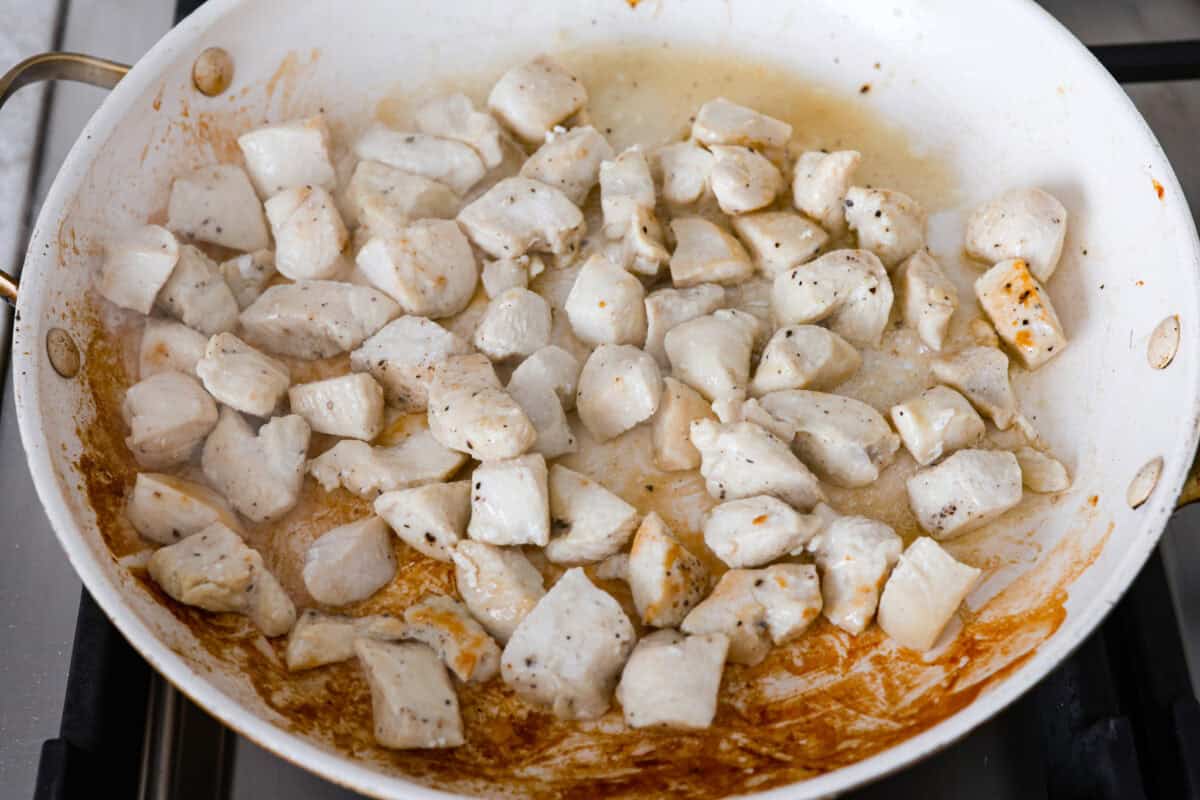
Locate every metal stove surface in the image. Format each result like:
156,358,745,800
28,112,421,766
1,1,1199,798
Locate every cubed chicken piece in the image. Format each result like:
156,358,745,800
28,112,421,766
664,309,760,405
239,280,400,360
690,419,824,509
600,148,656,239
691,98,792,149
731,211,828,278
643,284,726,367
704,495,821,568
375,481,470,561
139,318,207,379
616,630,728,730
285,610,408,671
974,258,1068,370
427,354,536,460
202,408,310,522
345,160,460,240
654,140,714,205
807,511,902,635
681,564,822,665
931,346,1020,430
511,345,579,410
354,125,485,196
350,316,471,411
728,396,797,440
708,146,784,215
156,245,239,336
219,250,276,310
792,150,860,236
473,287,552,360
750,325,860,396
520,125,613,205
402,596,501,682
415,93,505,169
457,177,585,259
481,257,527,298
965,187,1068,281
669,217,755,288
527,253,549,280
356,220,478,319
303,516,397,606
500,568,635,719
289,373,385,440
545,465,639,564
285,612,403,671
896,250,957,351
468,454,551,546
719,277,774,333
628,513,709,627
507,354,577,459
148,522,295,636
576,344,663,442
126,472,238,545
451,540,545,643
484,257,546,302
166,164,269,252
195,333,290,417
596,553,630,582
264,185,348,281
877,537,981,651
890,386,985,466
906,449,1023,539
969,318,1001,348
356,639,464,749
237,115,336,195
618,207,671,277
98,225,179,314
253,582,300,640
651,377,716,471
308,429,467,498
122,371,218,469
487,56,587,143
756,390,900,488
844,187,926,269
771,249,893,348
564,254,647,347
1014,446,1071,493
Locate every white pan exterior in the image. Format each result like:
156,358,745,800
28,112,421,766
11,0,1200,797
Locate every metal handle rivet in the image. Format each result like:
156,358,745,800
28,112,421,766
1128,456,1163,509
46,327,80,378
1148,314,1180,369
192,47,233,97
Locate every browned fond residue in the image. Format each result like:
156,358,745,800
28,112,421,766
76,298,1108,797
264,49,321,116
57,223,82,258
169,109,244,165
265,53,300,101
77,312,143,559
1153,178,1165,199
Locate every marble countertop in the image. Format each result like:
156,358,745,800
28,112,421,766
0,1,172,796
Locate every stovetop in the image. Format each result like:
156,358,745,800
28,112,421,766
3,1,1200,798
